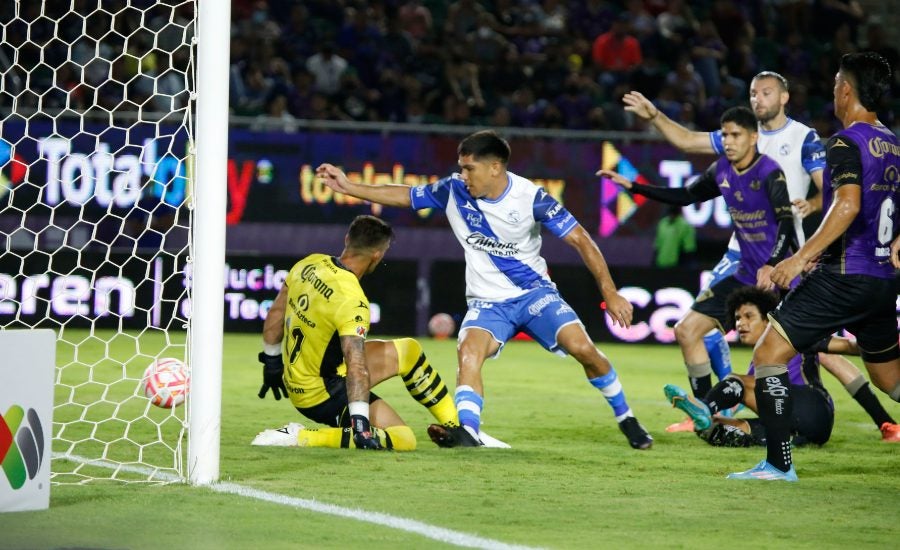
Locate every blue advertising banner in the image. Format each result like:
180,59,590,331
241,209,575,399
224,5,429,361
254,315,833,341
2,120,734,246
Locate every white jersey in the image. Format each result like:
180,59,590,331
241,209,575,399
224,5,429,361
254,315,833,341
409,171,578,302
712,117,826,250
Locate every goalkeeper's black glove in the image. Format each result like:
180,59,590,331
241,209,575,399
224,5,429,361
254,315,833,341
257,352,287,400
350,415,383,450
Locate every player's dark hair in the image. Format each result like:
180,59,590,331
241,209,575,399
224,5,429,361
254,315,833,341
752,71,789,93
458,130,511,164
839,52,891,112
347,215,394,251
720,106,757,132
726,286,781,324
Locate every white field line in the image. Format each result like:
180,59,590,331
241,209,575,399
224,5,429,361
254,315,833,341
53,453,541,550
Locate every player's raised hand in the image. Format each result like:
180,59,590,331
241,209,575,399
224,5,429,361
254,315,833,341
316,163,351,193
595,169,633,190
622,91,658,121
604,291,633,328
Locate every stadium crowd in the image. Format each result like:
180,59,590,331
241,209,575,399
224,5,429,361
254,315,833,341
228,0,899,137
3,0,895,138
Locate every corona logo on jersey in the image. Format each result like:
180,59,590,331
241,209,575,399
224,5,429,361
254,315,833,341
597,141,648,237
0,405,47,490
0,138,28,201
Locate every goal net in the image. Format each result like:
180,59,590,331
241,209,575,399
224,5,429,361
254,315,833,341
0,0,213,483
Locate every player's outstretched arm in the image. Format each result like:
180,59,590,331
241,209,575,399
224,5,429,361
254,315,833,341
597,167,717,207
596,169,633,190
623,91,714,154
316,163,412,207
563,225,632,328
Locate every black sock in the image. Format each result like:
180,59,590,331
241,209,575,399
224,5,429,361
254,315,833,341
686,362,712,398
755,366,793,473
689,375,712,399
848,379,895,427
705,377,744,414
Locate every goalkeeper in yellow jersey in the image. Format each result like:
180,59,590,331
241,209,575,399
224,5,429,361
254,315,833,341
251,215,476,450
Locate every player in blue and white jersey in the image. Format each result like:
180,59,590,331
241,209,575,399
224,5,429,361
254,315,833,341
621,72,879,430
317,130,653,450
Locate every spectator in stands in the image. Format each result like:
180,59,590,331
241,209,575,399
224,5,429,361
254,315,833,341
665,55,706,112
336,5,384,87
252,94,299,133
233,65,272,117
336,70,379,121
287,68,315,119
277,5,316,63
444,48,486,110
592,15,643,95
445,0,487,42
508,87,541,128
536,0,567,35
656,0,698,65
305,42,348,96
398,0,433,44
691,19,727,98
569,0,617,43
555,75,593,130
382,15,416,71
624,0,658,49
468,13,510,68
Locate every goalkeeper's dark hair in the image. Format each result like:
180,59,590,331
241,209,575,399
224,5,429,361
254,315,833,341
347,215,394,252
720,106,758,133
726,286,781,325
839,52,892,112
458,130,511,164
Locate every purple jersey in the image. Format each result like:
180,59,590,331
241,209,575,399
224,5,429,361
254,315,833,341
693,155,793,285
821,123,900,278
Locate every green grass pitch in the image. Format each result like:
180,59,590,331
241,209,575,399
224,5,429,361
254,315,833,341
2,331,898,549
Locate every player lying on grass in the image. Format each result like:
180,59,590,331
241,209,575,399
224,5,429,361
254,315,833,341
251,215,479,450
664,286,900,447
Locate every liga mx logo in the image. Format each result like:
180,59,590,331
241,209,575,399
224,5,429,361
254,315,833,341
597,141,648,237
0,405,47,490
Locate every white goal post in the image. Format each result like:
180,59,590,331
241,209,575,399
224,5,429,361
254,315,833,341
0,0,228,485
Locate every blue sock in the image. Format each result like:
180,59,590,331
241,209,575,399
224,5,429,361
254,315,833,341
704,331,732,380
454,385,483,436
589,368,633,422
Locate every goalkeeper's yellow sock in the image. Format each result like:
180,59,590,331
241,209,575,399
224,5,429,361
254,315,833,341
296,425,416,451
394,338,459,427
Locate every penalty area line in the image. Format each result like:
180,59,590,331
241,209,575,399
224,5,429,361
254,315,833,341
54,453,539,550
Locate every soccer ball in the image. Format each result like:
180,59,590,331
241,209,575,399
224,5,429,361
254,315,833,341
142,357,189,408
428,313,456,339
